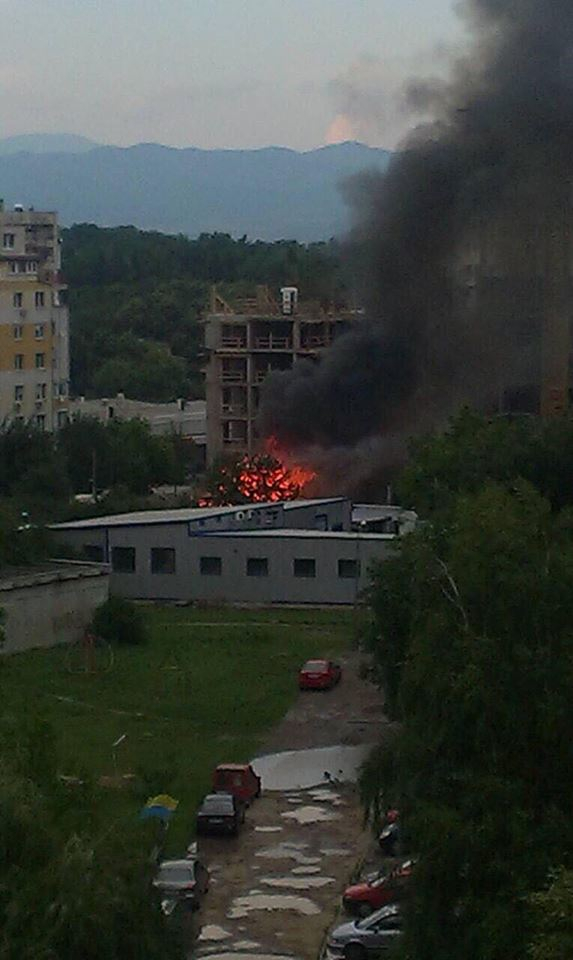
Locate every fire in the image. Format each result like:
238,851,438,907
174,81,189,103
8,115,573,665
198,437,316,506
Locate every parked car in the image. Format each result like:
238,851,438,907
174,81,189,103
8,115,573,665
298,658,342,690
196,791,245,836
342,860,414,917
212,763,261,803
327,904,403,959
378,810,400,856
153,857,209,913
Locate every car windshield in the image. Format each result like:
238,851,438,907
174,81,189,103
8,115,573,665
201,795,233,813
304,660,327,671
357,906,400,930
157,864,193,884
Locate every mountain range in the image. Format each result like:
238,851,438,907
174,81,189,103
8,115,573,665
0,136,391,241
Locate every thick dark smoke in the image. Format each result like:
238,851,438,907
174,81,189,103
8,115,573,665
260,0,573,491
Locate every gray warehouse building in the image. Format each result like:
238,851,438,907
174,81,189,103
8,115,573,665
53,498,406,606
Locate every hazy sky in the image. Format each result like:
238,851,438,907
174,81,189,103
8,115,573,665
0,0,466,150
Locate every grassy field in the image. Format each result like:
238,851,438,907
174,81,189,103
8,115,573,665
1,605,353,852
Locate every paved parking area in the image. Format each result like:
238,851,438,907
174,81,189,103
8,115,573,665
190,651,393,960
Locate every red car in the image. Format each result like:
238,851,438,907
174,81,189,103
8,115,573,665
298,658,342,690
212,763,261,803
342,860,414,917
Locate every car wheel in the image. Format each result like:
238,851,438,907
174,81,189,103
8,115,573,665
358,902,373,918
344,942,367,960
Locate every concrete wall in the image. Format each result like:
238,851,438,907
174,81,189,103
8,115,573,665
0,564,109,654
55,523,395,605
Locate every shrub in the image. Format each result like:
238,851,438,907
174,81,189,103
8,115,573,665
91,597,147,646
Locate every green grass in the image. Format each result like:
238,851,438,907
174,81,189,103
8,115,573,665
1,605,353,852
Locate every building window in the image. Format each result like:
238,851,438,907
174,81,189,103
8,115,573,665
83,544,104,563
246,557,269,577
34,324,45,339
3,233,15,248
57,410,68,428
26,260,38,273
13,325,22,340
35,291,45,308
338,558,361,579
51,320,57,335
151,547,176,575
14,353,24,370
35,353,45,369
200,556,222,576
35,414,46,431
111,546,136,573
13,292,23,307
9,261,18,273
35,382,47,400
293,558,316,578
14,385,24,402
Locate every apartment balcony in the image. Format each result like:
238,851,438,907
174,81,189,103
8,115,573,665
253,336,292,351
222,404,248,417
221,336,247,350
221,370,247,384
300,336,330,350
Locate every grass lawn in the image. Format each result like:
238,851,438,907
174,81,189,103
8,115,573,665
1,605,354,852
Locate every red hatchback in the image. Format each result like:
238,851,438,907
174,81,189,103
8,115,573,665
342,860,414,917
299,658,342,690
212,763,261,804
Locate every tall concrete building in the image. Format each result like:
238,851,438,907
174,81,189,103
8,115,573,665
204,286,354,464
0,203,69,430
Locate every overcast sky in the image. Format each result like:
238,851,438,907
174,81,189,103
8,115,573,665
0,0,466,150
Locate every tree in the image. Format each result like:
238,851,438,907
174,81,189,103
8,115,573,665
364,482,573,960
528,869,573,960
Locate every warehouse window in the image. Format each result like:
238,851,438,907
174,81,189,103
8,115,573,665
111,546,136,573
293,558,316,578
200,556,222,576
338,558,361,579
84,544,104,563
246,557,268,577
151,547,176,575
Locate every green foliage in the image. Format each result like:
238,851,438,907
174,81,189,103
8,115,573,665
528,869,573,960
62,224,345,399
91,597,148,647
398,409,573,515
0,717,179,960
365,480,573,960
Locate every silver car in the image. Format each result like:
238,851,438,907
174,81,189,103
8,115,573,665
326,903,402,959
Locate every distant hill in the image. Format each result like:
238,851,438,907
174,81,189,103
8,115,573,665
0,140,391,241
0,133,100,155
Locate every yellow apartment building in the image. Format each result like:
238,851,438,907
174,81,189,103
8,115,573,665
0,202,69,430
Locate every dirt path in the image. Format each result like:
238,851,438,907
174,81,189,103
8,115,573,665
192,650,391,960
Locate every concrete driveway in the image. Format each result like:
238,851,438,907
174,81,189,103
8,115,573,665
192,651,390,960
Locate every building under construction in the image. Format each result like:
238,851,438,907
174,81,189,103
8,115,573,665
203,286,357,465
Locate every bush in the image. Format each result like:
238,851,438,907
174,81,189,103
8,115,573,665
91,597,147,646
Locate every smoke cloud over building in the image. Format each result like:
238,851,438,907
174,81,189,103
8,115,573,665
260,0,573,489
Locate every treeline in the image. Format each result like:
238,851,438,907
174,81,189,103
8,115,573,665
63,225,345,401
0,418,195,568
363,409,573,960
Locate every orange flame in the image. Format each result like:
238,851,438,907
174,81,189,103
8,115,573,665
199,438,316,506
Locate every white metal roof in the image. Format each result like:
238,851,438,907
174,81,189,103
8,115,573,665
202,529,396,540
51,497,347,531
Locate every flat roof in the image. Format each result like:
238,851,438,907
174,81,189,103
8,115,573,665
51,498,347,531
203,529,396,540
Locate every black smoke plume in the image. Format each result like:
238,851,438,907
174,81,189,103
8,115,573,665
260,0,573,490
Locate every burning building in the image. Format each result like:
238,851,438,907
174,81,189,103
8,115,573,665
203,285,356,466
258,0,573,490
